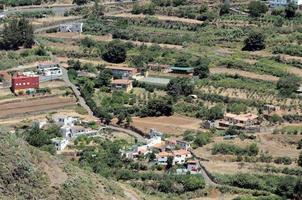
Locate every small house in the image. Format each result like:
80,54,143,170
106,66,137,78
59,23,83,33
11,73,39,94
53,115,78,127
111,79,133,92
176,140,191,151
269,0,302,8
203,120,215,129
263,104,281,115
186,160,199,173
149,128,164,139
51,138,69,151
37,62,59,73
218,113,258,129
170,66,194,74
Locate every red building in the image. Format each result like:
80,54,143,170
11,74,39,93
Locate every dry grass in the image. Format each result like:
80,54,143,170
132,115,203,136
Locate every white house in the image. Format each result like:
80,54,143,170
51,138,69,151
149,128,164,139
59,23,83,33
156,149,192,165
37,62,59,73
53,115,78,127
269,0,302,7
43,67,62,77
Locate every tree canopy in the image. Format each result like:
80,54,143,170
192,57,210,79
277,76,300,97
248,1,268,17
0,18,34,50
167,77,194,97
242,31,266,51
102,40,127,63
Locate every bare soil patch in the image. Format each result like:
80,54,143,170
258,133,301,159
132,115,202,136
0,96,76,118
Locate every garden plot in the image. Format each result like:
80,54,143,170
0,96,76,119
209,67,279,82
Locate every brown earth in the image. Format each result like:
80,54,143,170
132,115,203,136
0,96,76,119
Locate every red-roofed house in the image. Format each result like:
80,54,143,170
111,79,133,92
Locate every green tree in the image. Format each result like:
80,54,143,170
248,143,259,156
276,177,296,199
297,139,302,149
207,104,224,120
243,31,266,51
26,125,50,147
192,57,210,79
285,2,298,18
227,103,247,114
182,175,205,191
277,76,300,97
95,69,112,87
294,178,302,200
166,156,174,169
248,1,268,17
194,132,211,147
73,0,88,5
219,2,230,16
167,77,194,97
0,18,34,50
102,40,127,63
298,151,302,167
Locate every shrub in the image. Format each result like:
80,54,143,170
102,40,127,63
242,31,266,51
274,156,292,165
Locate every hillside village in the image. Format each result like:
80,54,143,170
0,0,302,199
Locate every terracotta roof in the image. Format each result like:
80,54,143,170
111,79,132,85
157,152,173,157
151,141,166,149
186,160,198,164
173,149,191,156
225,113,258,122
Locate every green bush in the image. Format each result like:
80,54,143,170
212,143,259,156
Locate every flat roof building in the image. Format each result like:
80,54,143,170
11,74,39,94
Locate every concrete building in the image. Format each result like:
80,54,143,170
269,0,302,7
11,74,39,94
53,115,78,127
156,149,192,165
111,79,133,92
51,138,69,151
43,67,63,77
107,66,137,78
37,62,59,73
59,23,83,33
218,113,258,130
